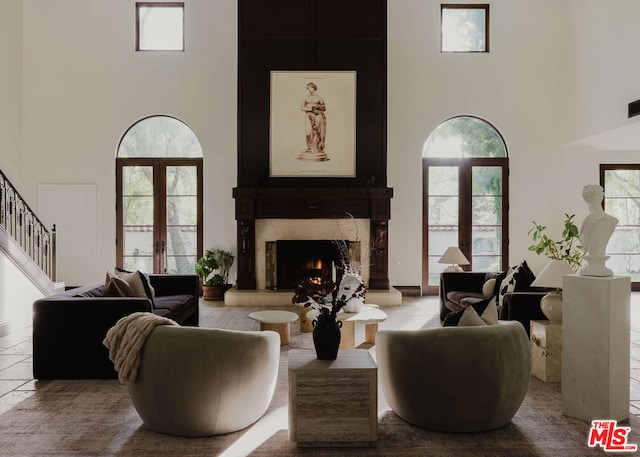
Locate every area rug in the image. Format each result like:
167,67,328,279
0,372,635,456
0,302,636,456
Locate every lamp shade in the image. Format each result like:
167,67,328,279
438,247,470,266
531,259,574,289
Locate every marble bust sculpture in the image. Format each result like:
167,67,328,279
579,184,618,277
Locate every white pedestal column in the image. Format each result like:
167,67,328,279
562,274,631,422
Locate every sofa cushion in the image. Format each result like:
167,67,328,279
74,284,107,297
153,294,195,317
446,290,485,307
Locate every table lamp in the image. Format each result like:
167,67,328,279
438,246,470,272
530,259,574,324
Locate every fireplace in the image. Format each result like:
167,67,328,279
265,240,360,290
233,187,393,290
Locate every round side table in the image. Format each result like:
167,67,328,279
249,310,299,346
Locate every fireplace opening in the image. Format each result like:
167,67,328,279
265,240,360,290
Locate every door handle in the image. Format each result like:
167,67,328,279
162,240,167,273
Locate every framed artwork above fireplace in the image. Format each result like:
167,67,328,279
269,71,356,178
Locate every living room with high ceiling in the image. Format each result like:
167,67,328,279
1,0,640,455
1,0,639,295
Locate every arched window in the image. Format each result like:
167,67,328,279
116,115,203,274
422,116,509,293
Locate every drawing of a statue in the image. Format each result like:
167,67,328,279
298,82,329,162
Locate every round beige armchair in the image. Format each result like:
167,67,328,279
376,321,531,432
127,326,280,437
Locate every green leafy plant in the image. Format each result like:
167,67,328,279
194,249,235,286
527,213,584,271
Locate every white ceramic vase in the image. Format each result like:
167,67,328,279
339,273,366,313
540,290,562,324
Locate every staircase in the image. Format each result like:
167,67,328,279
0,170,57,296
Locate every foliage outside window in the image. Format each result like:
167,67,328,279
441,4,489,53
422,116,506,158
118,116,202,158
136,2,185,51
602,166,640,284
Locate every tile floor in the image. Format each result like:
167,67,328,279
0,293,639,418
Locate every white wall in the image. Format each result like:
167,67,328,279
0,250,44,333
388,0,568,281
21,0,238,286
4,0,640,289
0,0,23,186
561,0,640,144
387,0,640,284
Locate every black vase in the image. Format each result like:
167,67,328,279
312,313,342,360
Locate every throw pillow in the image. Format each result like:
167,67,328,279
513,260,536,291
458,306,486,326
492,268,510,301
498,266,518,307
115,268,155,305
105,272,137,297
482,278,496,298
442,308,464,327
477,296,498,325
114,269,148,299
442,296,498,327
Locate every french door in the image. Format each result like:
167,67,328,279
116,158,203,274
423,157,509,293
601,164,640,290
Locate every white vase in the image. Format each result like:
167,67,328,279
540,291,562,324
339,273,366,313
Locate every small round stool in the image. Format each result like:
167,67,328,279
296,305,314,332
248,310,299,346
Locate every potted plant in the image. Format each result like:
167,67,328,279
527,213,584,271
195,249,235,300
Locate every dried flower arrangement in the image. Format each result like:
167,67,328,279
291,277,365,317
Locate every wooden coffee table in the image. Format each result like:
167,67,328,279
248,310,298,346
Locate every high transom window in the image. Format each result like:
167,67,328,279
136,2,185,51
441,4,489,53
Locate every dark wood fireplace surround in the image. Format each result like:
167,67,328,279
235,0,391,290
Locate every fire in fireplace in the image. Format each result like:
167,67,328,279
265,240,360,290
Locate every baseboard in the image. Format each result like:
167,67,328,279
393,285,422,296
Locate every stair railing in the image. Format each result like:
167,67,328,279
0,170,56,282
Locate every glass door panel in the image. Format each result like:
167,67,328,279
427,166,459,286
602,168,640,285
117,159,202,275
471,166,503,272
165,166,198,274
122,165,155,273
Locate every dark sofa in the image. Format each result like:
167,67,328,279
32,274,199,380
439,268,549,335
